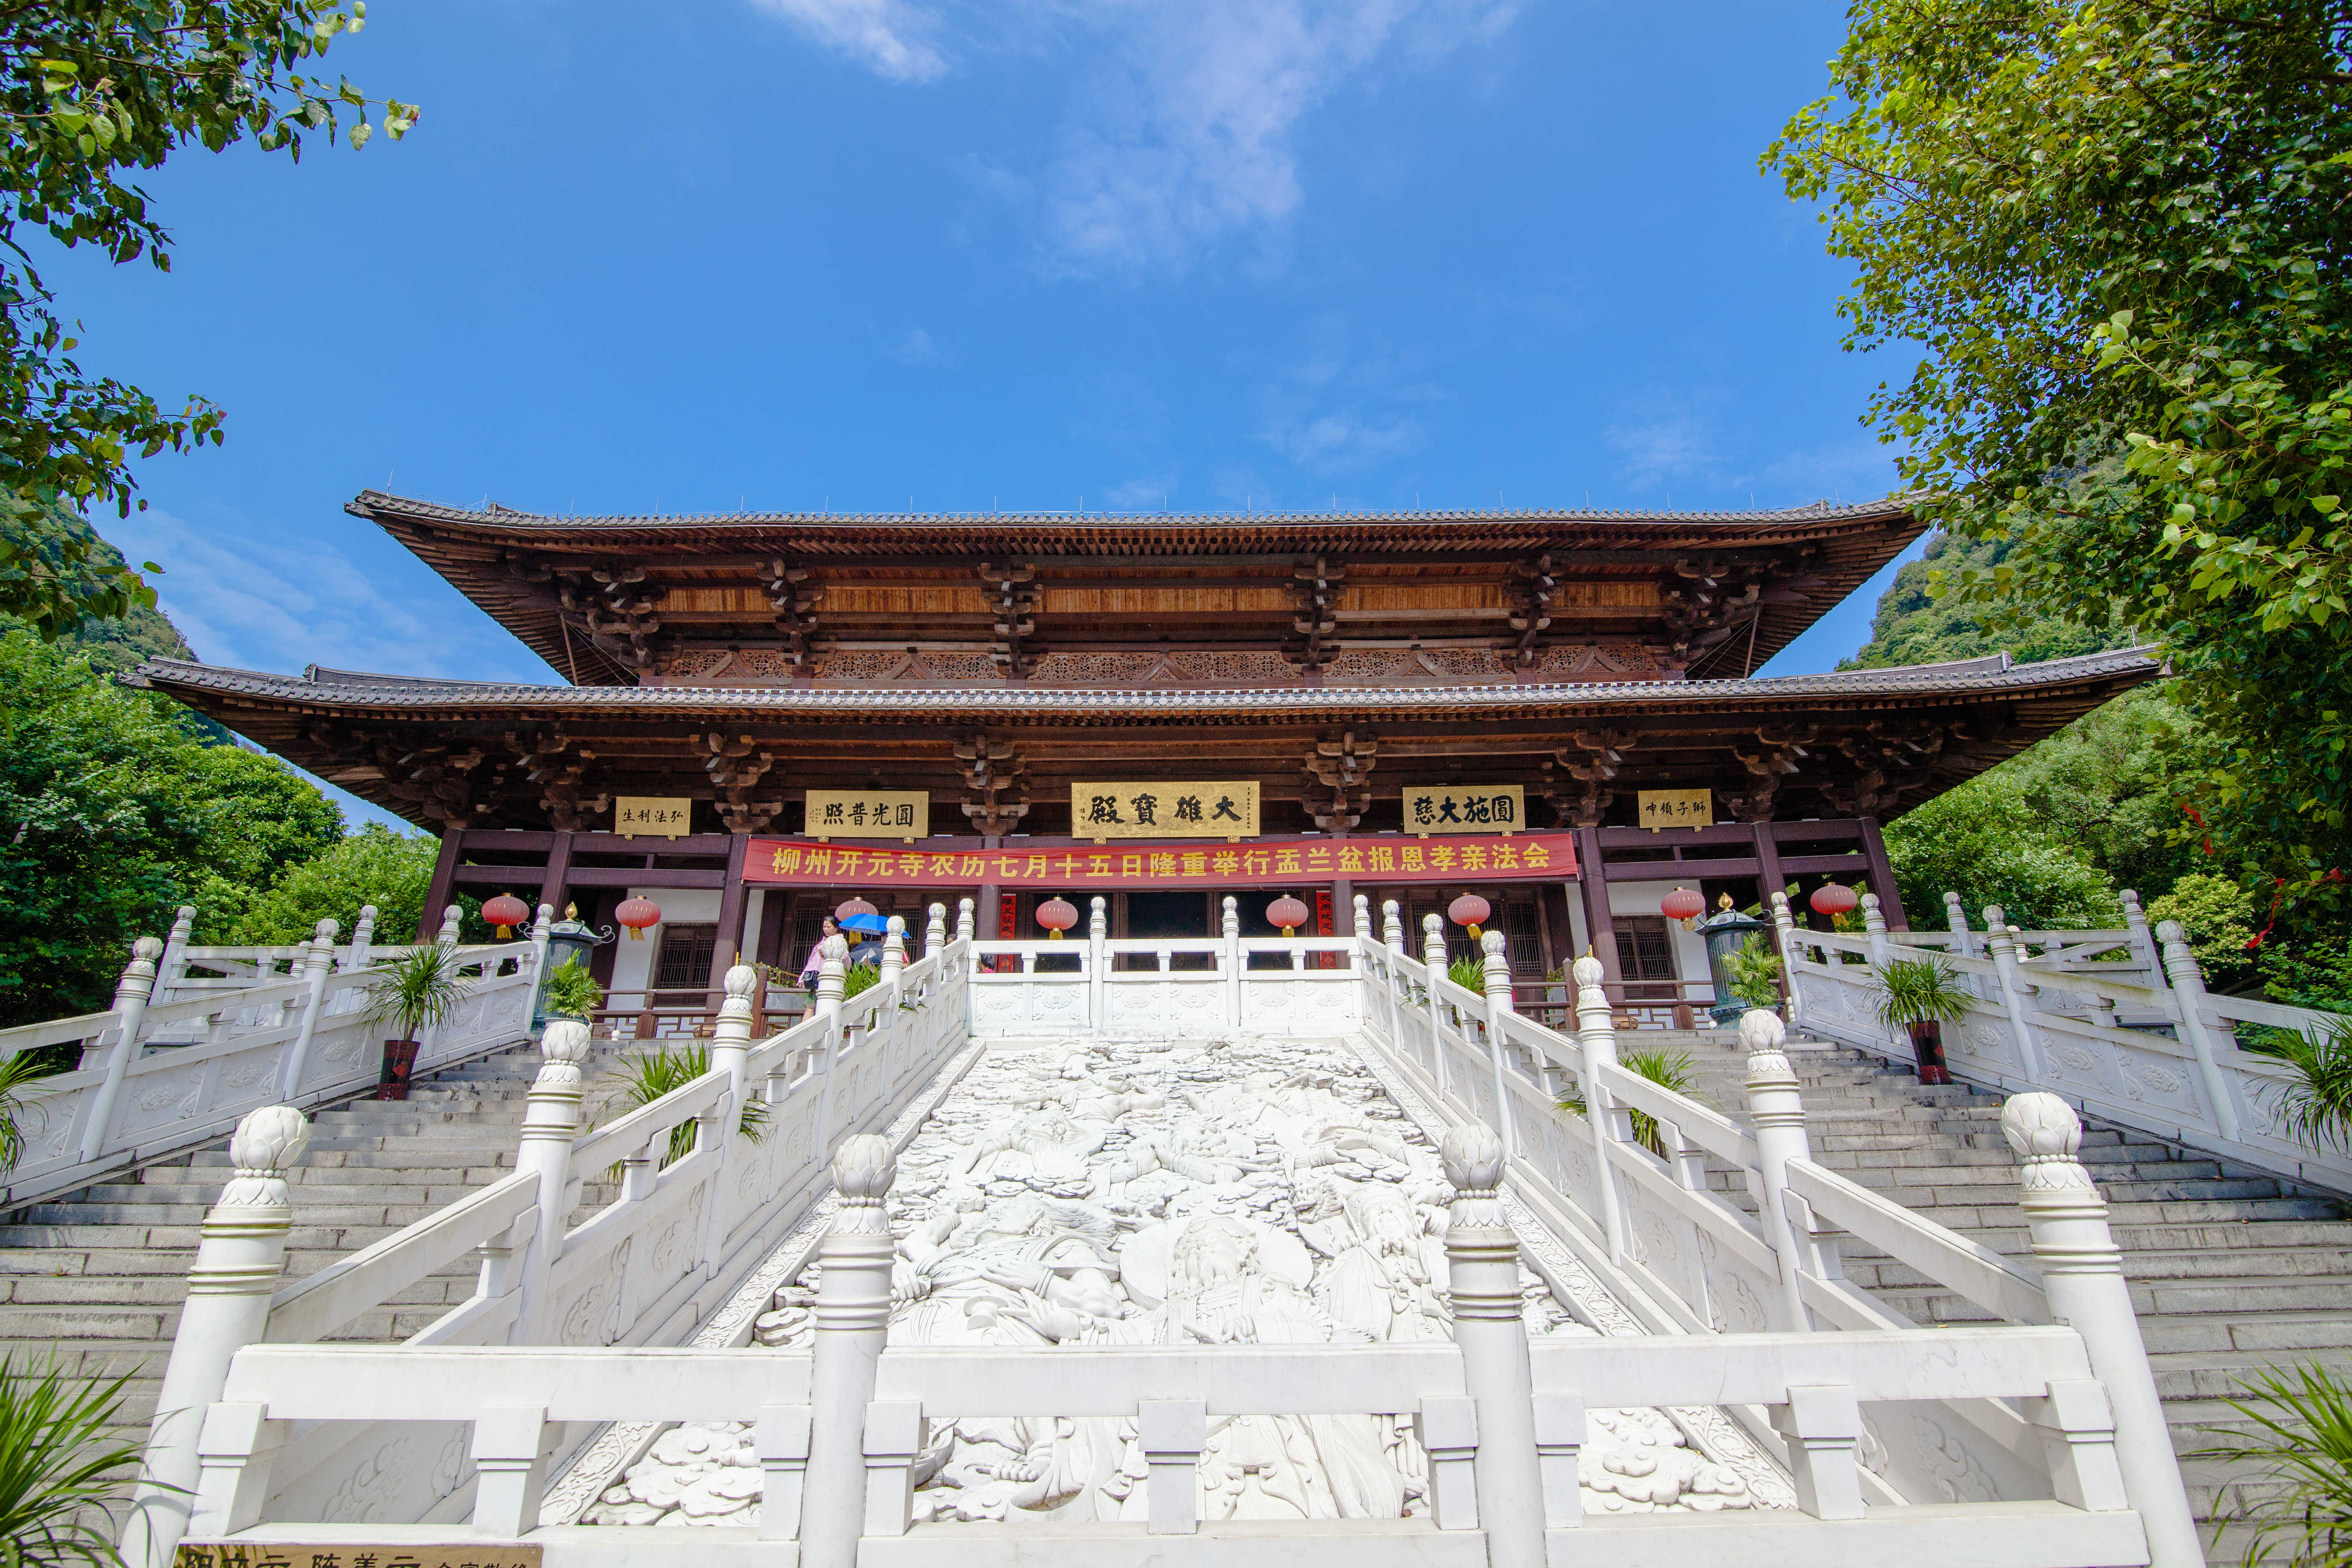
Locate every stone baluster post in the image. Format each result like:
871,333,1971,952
1480,930,1520,1161
1943,891,1978,959
1353,892,1371,946
956,896,975,946
125,1105,310,1568
1741,1008,1815,1331
80,937,163,1164
1222,896,1242,1029
1423,914,1453,1101
812,939,848,1148
2003,1093,2202,1568
925,902,947,957
2156,920,2241,1140
529,900,554,974
877,918,908,1091
2119,890,2159,984
1769,892,1805,1029
1442,1123,1545,1568
1571,952,1631,1263
276,921,340,1101
1384,898,1406,954
156,905,196,1000
510,1019,590,1343
342,903,378,974
437,904,463,949
1983,905,2048,1081
801,1135,898,1568
1088,896,1108,1031
698,965,758,1273
1860,892,1891,969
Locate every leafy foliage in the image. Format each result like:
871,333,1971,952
539,961,604,1020
0,1,415,634
1871,956,1974,1031
1882,767,2120,931
1559,1047,1710,1158
1765,0,2352,909
2148,872,2264,987
610,1043,768,1167
1720,934,1783,1009
224,822,468,947
0,1052,57,1172
0,1353,151,1568
1842,529,2134,671
1446,954,1490,996
2197,1360,2352,1565
0,630,343,1025
362,944,469,1042
2260,1021,2352,1153
841,959,882,1000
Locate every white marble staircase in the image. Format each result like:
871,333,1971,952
1656,1025,2352,1539
0,1037,632,1451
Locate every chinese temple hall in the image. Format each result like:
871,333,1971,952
129,490,2158,1035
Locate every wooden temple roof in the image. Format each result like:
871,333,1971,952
348,490,1932,688
129,647,2161,840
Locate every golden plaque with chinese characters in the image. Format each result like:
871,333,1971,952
1401,784,1526,837
1636,787,1715,830
803,789,930,842
176,1547,543,1568
1068,781,1260,842
613,795,693,838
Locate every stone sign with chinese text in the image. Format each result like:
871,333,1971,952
614,795,692,838
1068,781,1260,841
1636,787,1715,830
176,1547,542,1568
1401,784,1526,837
804,788,930,841
745,831,1577,887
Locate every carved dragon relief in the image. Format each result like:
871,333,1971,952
1303,729,1377,834
955,730,1031,836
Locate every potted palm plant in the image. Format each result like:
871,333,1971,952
540,961,605,1026
364,946,472,1100
1870,956,1971,1086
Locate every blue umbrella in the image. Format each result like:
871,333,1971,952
838,911,889,934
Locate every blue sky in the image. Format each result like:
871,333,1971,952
57,0,1924,824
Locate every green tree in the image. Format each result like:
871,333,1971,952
1882,769,2120,930
0,631,342,1023
2146,871,2263,987
0,1,416,637
1765,0,2352,904
227,822,462,947
1844,530,2134,672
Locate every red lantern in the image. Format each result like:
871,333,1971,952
616,895,662,941
481,893,530,939
1447,893,1493,938
1267,895,1310,936
1810,883,1860,918
1661,887,1706,928
836,897,878,923
1036,897,1079,939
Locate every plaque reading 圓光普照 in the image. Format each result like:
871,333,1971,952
803,788,931,841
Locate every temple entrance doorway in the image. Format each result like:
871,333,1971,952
1121,890,1211,940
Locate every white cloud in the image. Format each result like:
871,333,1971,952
749,0,1523,271
1103,472,1179,510
1265,410,1421,469
751,0,948,82
1606,413,1718,491
107,506,552,683
884,325,954,366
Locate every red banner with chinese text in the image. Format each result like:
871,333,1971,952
744,833,1577,888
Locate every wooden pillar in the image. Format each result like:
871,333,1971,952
1574,827,1622,988
418,828,463,943
1857,817,1910,931
708,833,753,1010
978,833,1002,948
538,830,575,920
756,891,790,967
1332,877,1355,936
1750,821,1785,910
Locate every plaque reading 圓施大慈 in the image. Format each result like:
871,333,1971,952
1068,781,1259,840
803,788,930,841
613,795,693,838
1401,784,1526,837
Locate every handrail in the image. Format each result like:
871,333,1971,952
1782,1156,2050,1326
264,1171,540,1346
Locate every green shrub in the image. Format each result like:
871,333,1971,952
2197,1361,2352,1567
1558,1047,1710,1158
841,960,882,1000
1871,957,1972,1032
1722,934,1783,1009
0,1354,152,1567
610,1044,767,1166
539,962,604,1020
